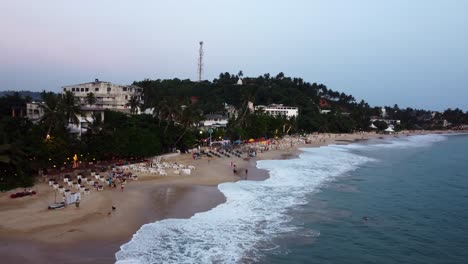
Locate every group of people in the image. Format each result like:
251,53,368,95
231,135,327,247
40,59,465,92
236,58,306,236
107,171,127,192
230,161,248,176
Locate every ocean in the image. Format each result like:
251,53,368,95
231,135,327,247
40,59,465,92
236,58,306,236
115,134,468,264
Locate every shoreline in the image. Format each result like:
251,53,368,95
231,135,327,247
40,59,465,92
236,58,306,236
0,131,464,263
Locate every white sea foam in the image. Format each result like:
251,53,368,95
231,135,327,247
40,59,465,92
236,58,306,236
115,134,447,263
115,146,374,264
343,134,448,150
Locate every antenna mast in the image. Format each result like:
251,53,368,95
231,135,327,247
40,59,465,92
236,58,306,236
198,41,204,82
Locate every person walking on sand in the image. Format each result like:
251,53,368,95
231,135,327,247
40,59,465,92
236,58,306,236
75,197,80,208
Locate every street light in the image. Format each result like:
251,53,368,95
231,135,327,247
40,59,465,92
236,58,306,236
208,128,213,146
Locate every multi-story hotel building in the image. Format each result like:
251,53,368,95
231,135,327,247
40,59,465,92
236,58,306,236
62,79,143,112
254,104,299,119
60,79,143,135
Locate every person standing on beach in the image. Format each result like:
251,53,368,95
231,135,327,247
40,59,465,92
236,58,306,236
121,182,125,192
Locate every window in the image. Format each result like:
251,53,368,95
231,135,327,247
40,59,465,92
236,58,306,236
107,87,111,92
63,88,67,92
72,88,75,92
122,87,127,92
85,88,89,92
95,88,99,92
81,88,84,92
125,95,128,100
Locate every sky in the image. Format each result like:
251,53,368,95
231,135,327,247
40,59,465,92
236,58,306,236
1,0,467,111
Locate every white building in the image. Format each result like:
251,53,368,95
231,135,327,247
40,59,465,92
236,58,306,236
200,114,229,128
61,79,143,136
26,102,45,122
254,104,299,119
62,79,143,113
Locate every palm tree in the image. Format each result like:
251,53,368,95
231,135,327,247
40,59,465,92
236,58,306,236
61,91,81,126
236,86,257,129
126,96,142,114
39,91,66,139
174,106,202,146
85,92,97,106
159,96,182,134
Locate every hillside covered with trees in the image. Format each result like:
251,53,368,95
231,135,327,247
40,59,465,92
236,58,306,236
1,73,467,190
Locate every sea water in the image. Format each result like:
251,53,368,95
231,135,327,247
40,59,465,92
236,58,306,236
115,134,468,264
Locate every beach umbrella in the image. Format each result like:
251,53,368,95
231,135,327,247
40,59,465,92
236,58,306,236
369,123,377,129
248,138,254,142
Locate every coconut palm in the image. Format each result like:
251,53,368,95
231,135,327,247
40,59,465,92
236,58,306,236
173,106,202,146
61,90,81,126
85,92,97,106
39,91,66,139
159,96,183,134
126,96,142,115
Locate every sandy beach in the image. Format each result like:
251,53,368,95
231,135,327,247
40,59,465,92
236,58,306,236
0,131,455,263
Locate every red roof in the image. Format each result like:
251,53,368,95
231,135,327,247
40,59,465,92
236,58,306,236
320,99,330,108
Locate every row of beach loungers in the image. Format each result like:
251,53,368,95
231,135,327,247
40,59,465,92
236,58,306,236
205,149,243,158
47,171,138,194
117,161,196,176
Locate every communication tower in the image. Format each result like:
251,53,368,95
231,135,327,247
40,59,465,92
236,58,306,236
198,41,204,82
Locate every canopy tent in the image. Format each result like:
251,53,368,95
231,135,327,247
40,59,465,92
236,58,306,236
369,123,377,129
384,127,394,133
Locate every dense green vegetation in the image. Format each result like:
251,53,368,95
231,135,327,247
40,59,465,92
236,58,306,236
1,73,467,190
